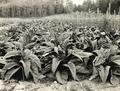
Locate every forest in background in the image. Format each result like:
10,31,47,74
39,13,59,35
0,0,120,17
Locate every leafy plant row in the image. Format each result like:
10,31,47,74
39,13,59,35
0,20,120,85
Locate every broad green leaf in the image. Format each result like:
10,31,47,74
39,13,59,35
55,70,68,84
54,47,59,54
110,75,119,85
92,40,98,50
39,46,53,53
12,41,23,50
42,52,52,57
111,55,120,66
29,54,41,70
24,49,32,58
76,65,90,74
25,42,36,49
89,66,98,81
98,65,110,83
4,67,21,81
42,42,54,47
3,62,18,70
93,48,110,58
52,58,61,74
5,42,16,52
110,45,118,55
64,62,76,80
4,50,21,59
113,70,120,76
30,62,43,83
25,49,41,70
20,60,30,78
0,57,7,65
71,51,83,61
93,56,105,66
69,49,93,61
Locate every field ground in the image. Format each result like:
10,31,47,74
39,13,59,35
0,12,120,27
0,80,120,91
0,13,120,91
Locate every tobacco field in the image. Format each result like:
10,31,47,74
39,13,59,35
0,13,120,91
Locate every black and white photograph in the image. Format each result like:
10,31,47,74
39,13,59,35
0,0,120,91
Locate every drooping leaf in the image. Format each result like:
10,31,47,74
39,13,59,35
110,45,118,55
113,67,120,76
52,58,61,74
91,40,98,50
0,57,7,65
98,65,110,83
64,62,76,80
55,70,68,84
111,55,120,66
93,48,110,59
89,66,98,81
110,75,119,85
93,56,105,66
24,49,32,59
3,62,18,70
42,51,55,57
76,65,90,74
4,42,16,52
30,61,43,83
12,41,23,51
4,67,21,81
20,60,30,79
39,46,53,54
4,50,21,59
70,51,83,61
29,54,41,70
54,47,59,54
24,49,41,70
42,42,54,48
25,42,36,49
69,49,93,61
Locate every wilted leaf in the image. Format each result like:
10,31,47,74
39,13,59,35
64,62,76,80
52,58,61,74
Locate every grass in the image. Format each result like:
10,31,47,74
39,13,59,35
0,12,120,30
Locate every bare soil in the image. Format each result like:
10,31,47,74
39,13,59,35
0,79,120,91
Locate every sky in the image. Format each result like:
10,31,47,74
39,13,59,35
71,0,96,5
72,0,85,5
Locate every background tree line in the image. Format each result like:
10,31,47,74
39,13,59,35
0,0,120,17
76,0,120,14
0,0,74,17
